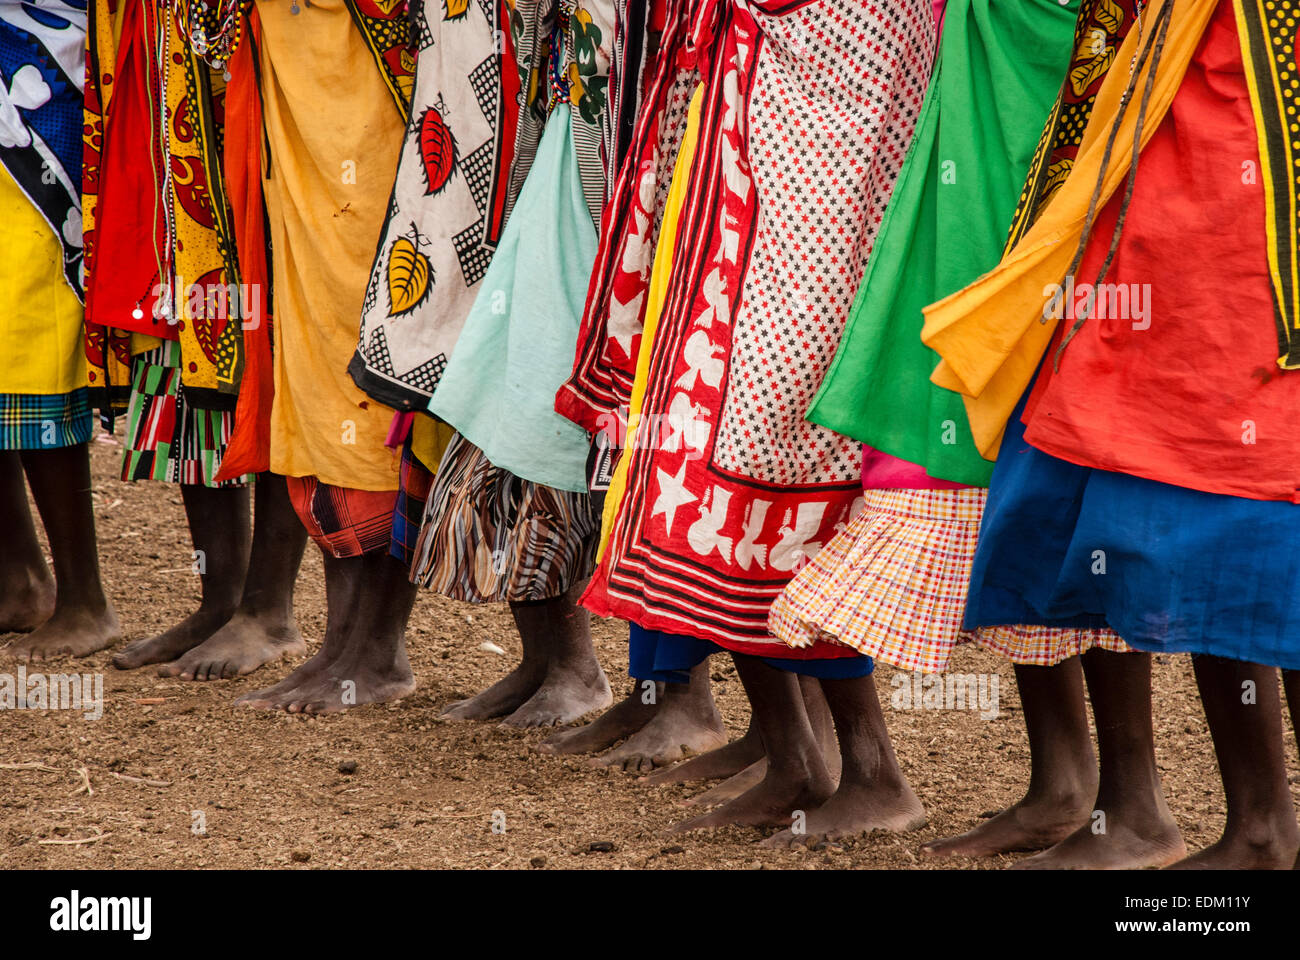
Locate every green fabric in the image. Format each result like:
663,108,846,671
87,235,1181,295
430,104,597,493
808,0,1080,486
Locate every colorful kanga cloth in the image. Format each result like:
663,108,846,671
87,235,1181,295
0,0,84,295
936,0,1300,666
0,0,92,448
121,340,252,487
83,0,245,412
584,0,935,654
429,102,597,492
409,1,618,595
555,0,702,434
1016,0,1300,502
428,1,618,491
254,0,406,492
805,0,1082,488
350,0,531,412
593,80,700,561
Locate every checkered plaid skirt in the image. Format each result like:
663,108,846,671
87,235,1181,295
770,487,1130,671
0,390,93,450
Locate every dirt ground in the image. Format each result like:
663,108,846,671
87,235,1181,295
2,438,1297,870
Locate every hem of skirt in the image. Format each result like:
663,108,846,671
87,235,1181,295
770,608,958,673
348,351,436,414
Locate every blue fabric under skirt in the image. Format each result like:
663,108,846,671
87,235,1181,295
964,398,1300,670
628,625,873,681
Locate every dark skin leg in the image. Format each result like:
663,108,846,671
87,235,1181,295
1014,650,1186,869
679,673,838,808
239,549,416,713
158,473,308,679
1168,657,1299,869
441,600,551,721
1285,670,1300,871
921,659,1099,859
537,658,727,771
763,674,926,847
672,656,834,832
645,710,764,786
0,452,55,632
498,584,611,728
582,661,727,772
112,484,250,668
6,445,120,660
442,582,611,726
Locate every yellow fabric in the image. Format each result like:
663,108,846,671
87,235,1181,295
597,83,703,560
169,45,236,392
257,0,405,490
919,0,1215,459
0,165,87,395
411,414,457,473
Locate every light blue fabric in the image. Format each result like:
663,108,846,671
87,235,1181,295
430,104,595,492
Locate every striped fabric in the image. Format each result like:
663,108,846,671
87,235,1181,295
0,390,93,450
286,476,397,559
771,487,1132,670
410,432,598,602
120,342,250,487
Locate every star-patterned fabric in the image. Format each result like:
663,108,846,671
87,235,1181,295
583,0,936,653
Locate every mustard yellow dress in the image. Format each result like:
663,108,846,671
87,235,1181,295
255,0,405,490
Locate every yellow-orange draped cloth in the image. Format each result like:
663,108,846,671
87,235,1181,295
254,0,405,490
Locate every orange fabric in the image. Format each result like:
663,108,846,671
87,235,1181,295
1022,2,1300,502
214,9,273,482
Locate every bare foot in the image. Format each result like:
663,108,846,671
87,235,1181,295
644,727,765,786
238,647,415,714
672,763,834,832
442,662,545,721
1167,825,1300,870
0,571,55,633
112,605,234,670
920,791,1095,860
761,780,927,848
590,699,727,773
6,604,121,661
499,665,612,729
158,612,306,680
681,758,766,808
1011,818,1187,869
537,689,656,755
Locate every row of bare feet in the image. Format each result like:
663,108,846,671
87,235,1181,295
5,594,1295,868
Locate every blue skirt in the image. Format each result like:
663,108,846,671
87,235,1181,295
965,399,1300,670
628,624,873,682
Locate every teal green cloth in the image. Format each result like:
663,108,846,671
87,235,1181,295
430,104,596,493
807,0,1079,487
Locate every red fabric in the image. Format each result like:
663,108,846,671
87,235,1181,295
286,476,397,559
214,9,273,482
1023,2,1300,503
84,0,175,338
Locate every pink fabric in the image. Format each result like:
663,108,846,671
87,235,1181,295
933,0,945,36
385,411,415,451
861,446,968,491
